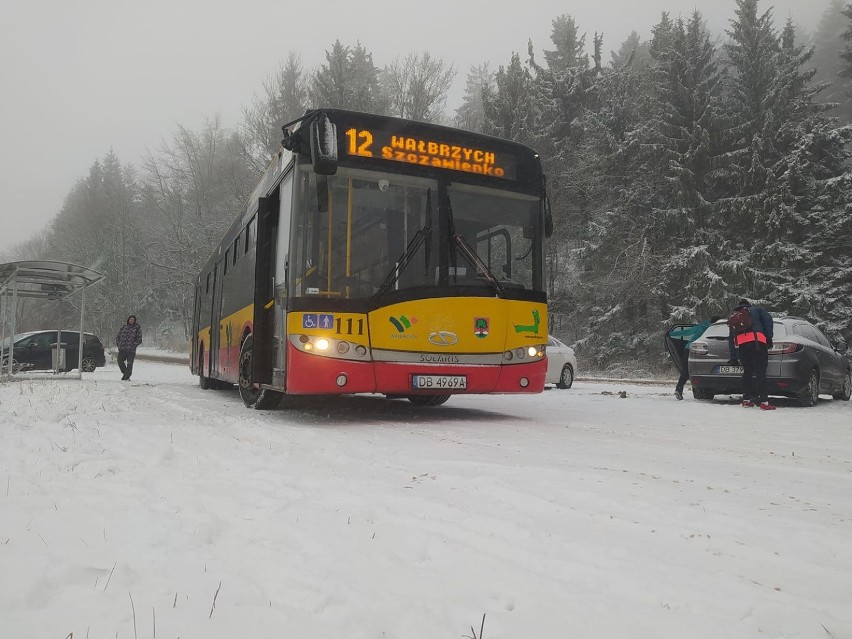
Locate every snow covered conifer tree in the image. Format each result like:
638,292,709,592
310,41,386,114
454,64,494,133
543,14,588,74
649,12,729,323
811,0,852,123
722,1,852,332
841,3,852,79
482,53,537,144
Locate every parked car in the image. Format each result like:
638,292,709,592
0,330,106,373
665,318,851,406
546,335,578,389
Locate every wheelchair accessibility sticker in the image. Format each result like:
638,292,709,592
303,313,335,329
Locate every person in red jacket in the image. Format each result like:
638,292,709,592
727,299,775,410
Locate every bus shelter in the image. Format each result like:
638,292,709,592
0,261,106,381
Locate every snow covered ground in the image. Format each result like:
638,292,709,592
1,362,850,639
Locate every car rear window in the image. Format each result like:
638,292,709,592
701,321,786,339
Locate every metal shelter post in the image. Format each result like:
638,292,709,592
0,284,6,375
8,272,18,377
77,287,85,375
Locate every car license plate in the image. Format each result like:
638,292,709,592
718,365,744,374
411,375,467,389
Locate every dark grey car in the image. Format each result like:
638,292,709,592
666,318,851,406
1,330,106,373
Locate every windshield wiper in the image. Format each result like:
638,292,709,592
374,189,433,301
445,192,504,297
453,234,505,297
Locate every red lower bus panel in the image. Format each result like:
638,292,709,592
285,342,378,394
374,360,546,394
285,342,545,395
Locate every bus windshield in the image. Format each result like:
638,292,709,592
290,165,543,302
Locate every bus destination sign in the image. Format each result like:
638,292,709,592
344,128,517,180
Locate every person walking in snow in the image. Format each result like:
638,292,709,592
727,299,775,410
670,316,721,400
116,315,143,381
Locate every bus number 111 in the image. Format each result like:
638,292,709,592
336,317,365,336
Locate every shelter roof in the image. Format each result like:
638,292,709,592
0,261,106,300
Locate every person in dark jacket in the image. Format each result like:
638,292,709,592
116,315,143,381
670,316,721,400
728,299,775,410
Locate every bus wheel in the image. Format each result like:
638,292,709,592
407,394,450,406
198,348,211,389
238,336,282,410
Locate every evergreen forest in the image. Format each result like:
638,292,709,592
4,0,852,374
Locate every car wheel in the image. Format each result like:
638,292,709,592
238,336,282,409
555,364,574,389
832,369,851,401
692,386,715,400
795,369,820,407
1,357,21,374
81,357,97,373
407,394,451,406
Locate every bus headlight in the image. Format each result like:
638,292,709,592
290,335,370,361
527,346,538,358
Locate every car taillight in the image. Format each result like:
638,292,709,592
768,342,802,355
690,341,709,355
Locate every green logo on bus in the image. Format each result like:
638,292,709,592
389,315,416,332
514,309,541,334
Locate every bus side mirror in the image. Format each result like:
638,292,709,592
310,114,338,175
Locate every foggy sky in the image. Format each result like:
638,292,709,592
0,0,824,254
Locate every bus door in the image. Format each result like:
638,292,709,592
210,260,223,378
190,285,200,374
273,173,293,387
252,195,278,387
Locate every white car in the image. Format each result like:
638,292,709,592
546,335,577,389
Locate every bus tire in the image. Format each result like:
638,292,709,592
198,347,211,389
407,394,450,406
238,336,282,410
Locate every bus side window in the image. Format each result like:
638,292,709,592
233,235,240,264
224,249,230,274
206,272,211,294
246,216,255,252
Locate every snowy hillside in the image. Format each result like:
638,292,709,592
1,362,850,638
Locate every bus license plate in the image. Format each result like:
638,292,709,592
411,375,467,390
718,365,744,374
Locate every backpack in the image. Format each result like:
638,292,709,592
727,307,753,335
